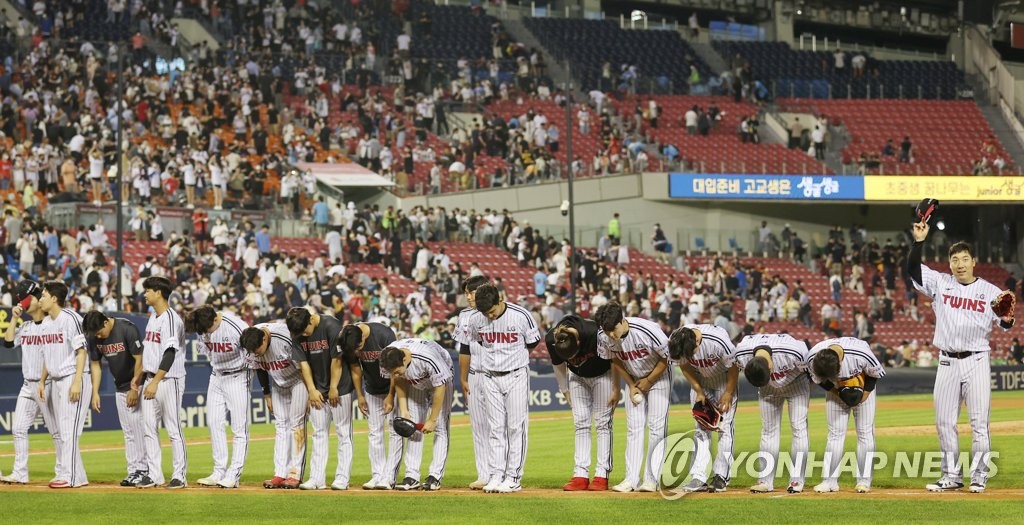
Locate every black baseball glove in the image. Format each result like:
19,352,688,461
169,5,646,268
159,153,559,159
393,417,420,438
838,386,864,408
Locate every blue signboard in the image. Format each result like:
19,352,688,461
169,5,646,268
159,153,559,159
668,173,866,200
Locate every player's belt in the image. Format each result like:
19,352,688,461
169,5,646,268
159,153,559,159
213,368,247,376
941,351,979,359
468,368,479,375
484,367,523,378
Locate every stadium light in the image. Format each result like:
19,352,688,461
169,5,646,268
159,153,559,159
936,220,946,231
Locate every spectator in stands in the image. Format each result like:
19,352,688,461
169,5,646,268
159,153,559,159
899,136,913,163
851,53,866,78
882,139,895,157
915,346,935,367
1011,338,1024,366
884,346,905,368
833,48,845,75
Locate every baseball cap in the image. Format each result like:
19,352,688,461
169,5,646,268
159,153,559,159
14,280,41,309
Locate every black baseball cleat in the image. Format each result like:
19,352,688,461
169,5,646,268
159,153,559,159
925,479,964,492
168,478,187,489
120,475,135,487
135,475,157,489
708,475,727,493
395,477,421,491
422,476,441,491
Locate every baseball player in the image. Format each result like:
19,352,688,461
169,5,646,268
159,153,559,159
338,321,401,490
184,306,251,489
594,301,671,493
82,311,147,487
733,333,810,493
0,281,63,485
286,306,357,491
133,276,188,489
808,337,885,493
454,275,491,490
239,323,309,490
547,313,617,492
452,274,491,487
667,324,739,493
455,283,541,494
35,281,90,489
380,338,455,491
909,221,1013,493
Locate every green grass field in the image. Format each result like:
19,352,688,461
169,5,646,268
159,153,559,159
2,392,1023,523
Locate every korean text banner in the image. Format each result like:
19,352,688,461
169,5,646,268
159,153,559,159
669,174,865,200
864,176,1024,201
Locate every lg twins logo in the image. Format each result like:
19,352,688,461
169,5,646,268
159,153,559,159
941,294,986,313
144,331,161,344
480,332,520,344
204,341,236,353
617,347,650,361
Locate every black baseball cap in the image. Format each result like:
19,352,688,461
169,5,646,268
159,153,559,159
14,280,41,309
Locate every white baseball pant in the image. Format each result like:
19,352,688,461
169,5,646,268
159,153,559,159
401,382,453,481
207,371,251,485
755,375,809,490
688,385,738,483
270,382,308,480
364,390,404,484
307,393,354,487
485,367,529,485
467,370,490,481
114,391,147,476
823,391,876,488
50,373,92,487
934,352,991,484
142,376,187,485
622,371,671,489
568,370,615,478
8,380,62,482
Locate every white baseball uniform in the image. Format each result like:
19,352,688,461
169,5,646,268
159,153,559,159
676,324,738,484
88,318,147,479
732,333,809,491
454,308,490,482
808,337,885,489
141,307,187,486
5,316,62,483
912,260,1008,485
598,317,671,490
382,338,454,482
250,323,308,481
457,302,541,486
39,308,91,487
198,311,251,486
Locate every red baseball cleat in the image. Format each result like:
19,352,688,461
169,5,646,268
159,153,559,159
563,477,590,491
282,477,301,489
49,480,71,489
263,476,286,489
588,477,609,491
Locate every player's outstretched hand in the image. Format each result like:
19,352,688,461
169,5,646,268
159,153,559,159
911,221,929,242
126,389,139,408
607,387,620,408
462,384,470,403
11,305,22,318
69,378,82,402
37,381,45,401
328,387,339,407
264,395,273,414
717,392,733,414
383,397,394,414
357,397,369,416
91,393,101,413
143,381,159,400
308,389,325,409
422,419,437,434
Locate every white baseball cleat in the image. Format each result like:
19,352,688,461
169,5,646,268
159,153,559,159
298,480,325,490
969,483,986,493
679,478,707,492
483,479,503,493
216,479,238,489
786,481,804,494
494,480,521,493
196,476,221,487
0,475,27,485
813,482,839,493
855,484,870,493
749,482,772,493
330,480,349,491
637,481,658,492
925,478,964,492
373,480,393,490
610,480,634,493
361,478,380,490
468,479,488,490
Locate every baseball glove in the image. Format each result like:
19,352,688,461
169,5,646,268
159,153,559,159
837,374,865,389
838,386,864,407
392,417,422,438
991,290,1016,318
692,400,722,432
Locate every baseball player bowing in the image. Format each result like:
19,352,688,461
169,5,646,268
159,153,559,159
456,284,541,494
733,333,810,494
338,321,401,490
594,301,671,493
239,323,309,490
909,221,1013,493
184,306,252,489
808,337,885,494
286,306,357,491
0,281,63,485
667,324,739,493
379,338,455,491
83,311,148,487
547,313,617,492
453,275,491,490
133,276,187,489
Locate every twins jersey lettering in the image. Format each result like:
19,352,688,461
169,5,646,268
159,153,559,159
545,315,610,378
459,303,541,372
382,338,454,390
596,317,669,379
142,309,186,378
40,309,89,379
454,308,486,369
913,265,1006,352
88,318,143,392
200,312,249,373
807,337,885,385
732,333,809,389
346,322,396,396
290,315,356,395
14,319,47,381
679,324,736,389
250,323,302,388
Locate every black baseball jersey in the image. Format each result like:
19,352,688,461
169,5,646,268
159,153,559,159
88,318,143,392
290,314,356,396
545,314,610,378
343,322,397,396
